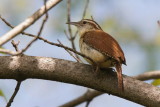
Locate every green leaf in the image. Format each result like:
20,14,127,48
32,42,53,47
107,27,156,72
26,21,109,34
0,89,5,97
0,89,7,102
152,79,160,86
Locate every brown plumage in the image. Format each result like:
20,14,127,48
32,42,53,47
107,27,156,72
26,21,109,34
67,19,126,92
82,30,126,91
82,30,126,65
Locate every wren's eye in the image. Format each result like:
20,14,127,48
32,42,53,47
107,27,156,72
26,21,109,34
82,21,87,24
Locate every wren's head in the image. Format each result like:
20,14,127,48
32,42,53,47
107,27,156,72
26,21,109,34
67,19,102,36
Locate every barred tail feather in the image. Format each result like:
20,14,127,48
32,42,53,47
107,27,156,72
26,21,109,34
116,64,124,92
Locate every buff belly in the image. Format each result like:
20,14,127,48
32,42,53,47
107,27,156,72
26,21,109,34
80,40,114,68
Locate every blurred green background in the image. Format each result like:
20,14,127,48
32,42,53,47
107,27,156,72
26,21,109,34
0,0,160,107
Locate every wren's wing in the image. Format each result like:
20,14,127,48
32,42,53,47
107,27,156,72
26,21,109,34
83,30,126,65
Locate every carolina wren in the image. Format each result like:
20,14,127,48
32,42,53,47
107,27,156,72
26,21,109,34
67,19,126,92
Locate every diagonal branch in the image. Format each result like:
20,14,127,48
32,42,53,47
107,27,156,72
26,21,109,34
82,0,90,19
6,81,22,107
17,0,49,55
66,0,81,62
133,71,160,81
57,40,82,62
72,0,90,39
67,0,73,39
0,15,96,65
60,91,102,107
0,48,17,55
0,0,63,46
4,2,48,107
65,0,90,62
0,56,160,107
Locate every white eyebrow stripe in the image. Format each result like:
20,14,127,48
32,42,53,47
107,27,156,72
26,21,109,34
83,19,102,30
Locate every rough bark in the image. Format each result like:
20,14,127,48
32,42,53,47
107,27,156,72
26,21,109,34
0,55,160,107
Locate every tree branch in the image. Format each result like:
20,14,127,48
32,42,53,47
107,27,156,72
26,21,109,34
60,90,102,107
82,0,90,19
133,71,160,81
0,14,96,65
16,0,49,55
6,81,22,107
60,70,160,107
0,56,160,107
0,0,62,46
0,48,17,55
57,40,81,62
66,0,81,62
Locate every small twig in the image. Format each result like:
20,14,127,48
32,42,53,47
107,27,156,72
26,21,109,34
133,71,160,81
64,30,70,40
72,31,78,39
17,0,48,55
66,0,80,61
86,100,92,107
66,0,90,61
64,29,82,62
91,16,94,20
0,15,96,64
67,0,73,39
2,0,49,55
0,15,14,29
72,0,90,39
0,48,17,55
0,16,45,39
85,89,93,107
54,39,95,65
0,13,97,66
46,38,96,65
0,0,62,46
82,0,90,19
57,40,82,62
72,0,90,38
0,16,42,41
11,40,20,52
6,81,22,107
60,90,103,107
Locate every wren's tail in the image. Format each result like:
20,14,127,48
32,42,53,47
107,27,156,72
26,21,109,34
115,64,124,92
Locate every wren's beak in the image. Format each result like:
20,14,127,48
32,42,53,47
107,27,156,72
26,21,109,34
66,22,80,26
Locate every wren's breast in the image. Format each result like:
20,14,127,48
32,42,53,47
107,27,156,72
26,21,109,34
79,38,114,68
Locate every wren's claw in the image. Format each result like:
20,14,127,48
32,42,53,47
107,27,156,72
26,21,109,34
92,65,100,72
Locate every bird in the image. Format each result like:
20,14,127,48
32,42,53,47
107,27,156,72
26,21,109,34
66,19,126,92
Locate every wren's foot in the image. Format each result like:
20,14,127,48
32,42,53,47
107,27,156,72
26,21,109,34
100,67,115,72
92,65,100,72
